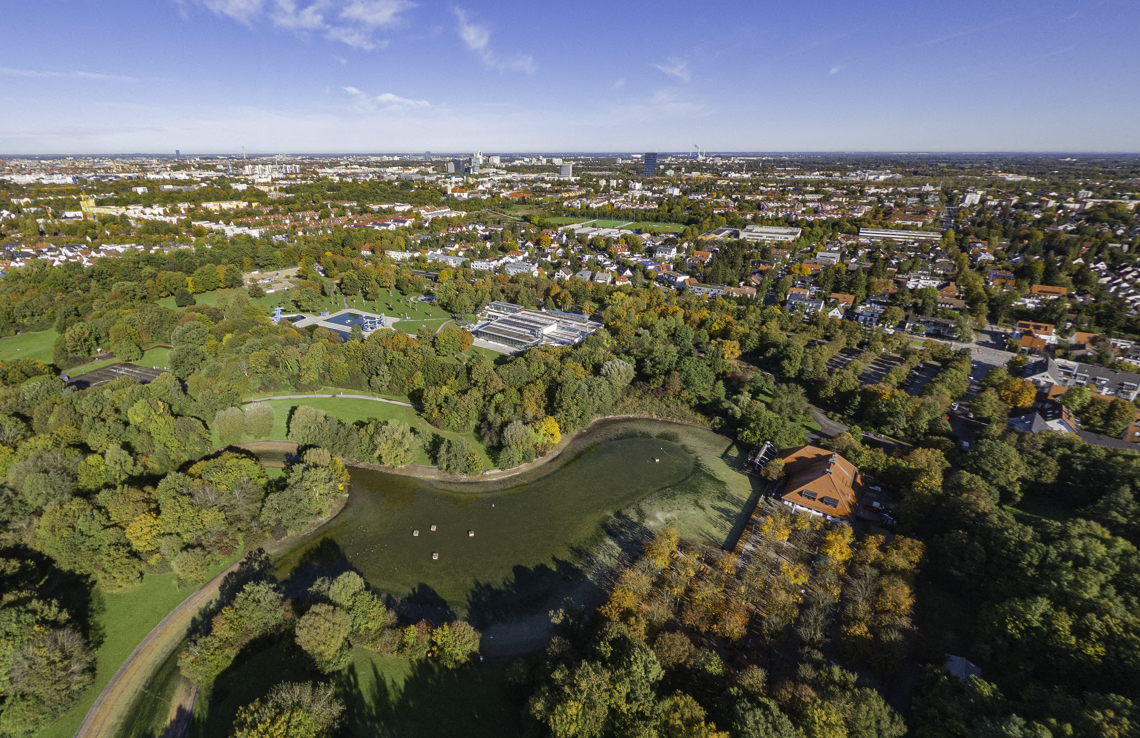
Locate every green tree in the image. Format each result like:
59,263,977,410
373,420,417,467
244,403,275,439
175,287,195,307
112,341,143,362
961,439,1026,502
430,620,481,668
229,681,344,738
0,597,95,736
295,603,352,673
214,407,246,446
1102,398,1135,437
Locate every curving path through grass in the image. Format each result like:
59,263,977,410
72,560,242,738
244,392,415,408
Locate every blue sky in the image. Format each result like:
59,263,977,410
1,0,1137,154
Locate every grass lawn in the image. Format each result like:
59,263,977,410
157,288,283,311
140,346,170,369
188,643,521,738
547,216,593,226
622,221,686,233
467,345,505,361
0,329,58,363
231,397,490,466
38,557,239,738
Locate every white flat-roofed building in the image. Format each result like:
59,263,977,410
859,227,941,242
741,225,803,243
473,302,602,351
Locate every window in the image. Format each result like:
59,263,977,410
820,496,839,508
800,490,818,501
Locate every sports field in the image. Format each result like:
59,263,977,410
623,221,686,233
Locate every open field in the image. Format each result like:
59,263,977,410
40,557,239,738
0,329,57,363
622,221,686,233
225,396,490,465
186,643,521,738
140,346,170,369
157,287,283,311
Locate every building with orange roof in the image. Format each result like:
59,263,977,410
1014,320,1057,348
830,293,856,306
1069,331,1098,351
778,445,863,523
1030,284,1068,297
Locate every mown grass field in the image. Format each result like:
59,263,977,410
39,557,240,738
225,397,491,466
140,346,170,369
622,221,686,233
0,329,57,363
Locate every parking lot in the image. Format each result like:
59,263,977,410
244,266,300,294
902,361,942,396
68,363,164,390
860,354,903,385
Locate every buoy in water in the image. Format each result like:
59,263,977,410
432,552,439,560
413,530,419,536
430,524,437,532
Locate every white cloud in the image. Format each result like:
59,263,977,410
0,67,137,83
342,86,429,111
829,65,841,75
199,0,266,25
654,57,690,81
612,77,625,89
190,0,413,50
454,7,535,74
340,0,410,26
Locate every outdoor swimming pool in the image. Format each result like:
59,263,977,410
324,312,369,328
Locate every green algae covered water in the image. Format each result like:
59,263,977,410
274,419,758,624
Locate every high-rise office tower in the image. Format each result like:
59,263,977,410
643,153,658,175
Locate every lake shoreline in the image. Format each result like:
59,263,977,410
239,413,718,484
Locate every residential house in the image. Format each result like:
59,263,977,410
724,285,757,298
1014,320,1057,352
906,313,958,338
1030,284,1068,298
1007,403,1079,435
689,283,727,298
829,293,856,307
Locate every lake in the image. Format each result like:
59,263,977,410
274,419,758,629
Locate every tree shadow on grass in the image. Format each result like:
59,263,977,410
334,657,524,738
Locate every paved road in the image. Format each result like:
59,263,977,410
245,393,415,408
809,404,849,438
73,560,243,738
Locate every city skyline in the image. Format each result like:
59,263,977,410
2,0,1138,154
